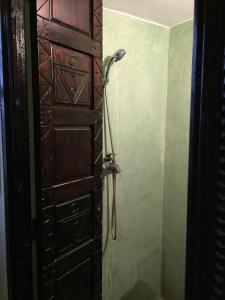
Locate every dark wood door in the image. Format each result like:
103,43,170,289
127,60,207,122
36,1,103,299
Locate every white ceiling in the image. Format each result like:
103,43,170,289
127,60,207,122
103,0,194,27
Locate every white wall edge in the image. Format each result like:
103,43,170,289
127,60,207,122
103,7,170,29
103,7,193,29
170,17,194,28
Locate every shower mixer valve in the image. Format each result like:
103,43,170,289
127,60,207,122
102,153,121,175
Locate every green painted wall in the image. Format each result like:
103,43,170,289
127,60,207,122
103,9,193,300
162,20,193,300
103,9,169,300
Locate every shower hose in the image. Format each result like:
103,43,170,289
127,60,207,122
103,85,118,255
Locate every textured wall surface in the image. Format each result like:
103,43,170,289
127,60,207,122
162,20,193,300
103,9,169,300
103,9,193,300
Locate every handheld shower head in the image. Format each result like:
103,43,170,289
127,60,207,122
113,49,126,62
103,49,126,86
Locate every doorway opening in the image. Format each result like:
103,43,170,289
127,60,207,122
102,1,194,299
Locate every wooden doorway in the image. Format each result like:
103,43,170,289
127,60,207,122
1,0,225,299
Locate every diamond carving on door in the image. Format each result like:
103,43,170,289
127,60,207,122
53,45,91,106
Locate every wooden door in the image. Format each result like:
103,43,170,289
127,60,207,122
36,1,103,299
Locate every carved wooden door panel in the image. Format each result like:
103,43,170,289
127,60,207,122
36,1,103,299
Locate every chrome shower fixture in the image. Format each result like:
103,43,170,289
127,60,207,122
103,153,121,175
104,49,126,86
113,49,126,62
102,49,126,244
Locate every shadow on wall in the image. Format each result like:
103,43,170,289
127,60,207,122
119,281,161,300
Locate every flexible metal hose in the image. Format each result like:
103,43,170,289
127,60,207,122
104,84,115,160
111,172,117,240
102,85,118,256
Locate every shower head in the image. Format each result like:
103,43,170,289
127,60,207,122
103,49,126,86
112,49,126,62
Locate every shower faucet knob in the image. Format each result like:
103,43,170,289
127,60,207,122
102,154,121,175
104,153,114,161
111,162,121,174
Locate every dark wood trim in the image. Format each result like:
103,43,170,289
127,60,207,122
186,0,225,299
28,1,42,298
0,0,33,299
37,16,95,55
0,0,12,298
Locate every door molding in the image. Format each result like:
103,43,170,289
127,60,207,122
0,0,33,299
0,1,11,298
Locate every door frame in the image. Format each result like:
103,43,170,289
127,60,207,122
185,0,225,299
0,0,224,299
0,0,33,299
0,1,11,299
